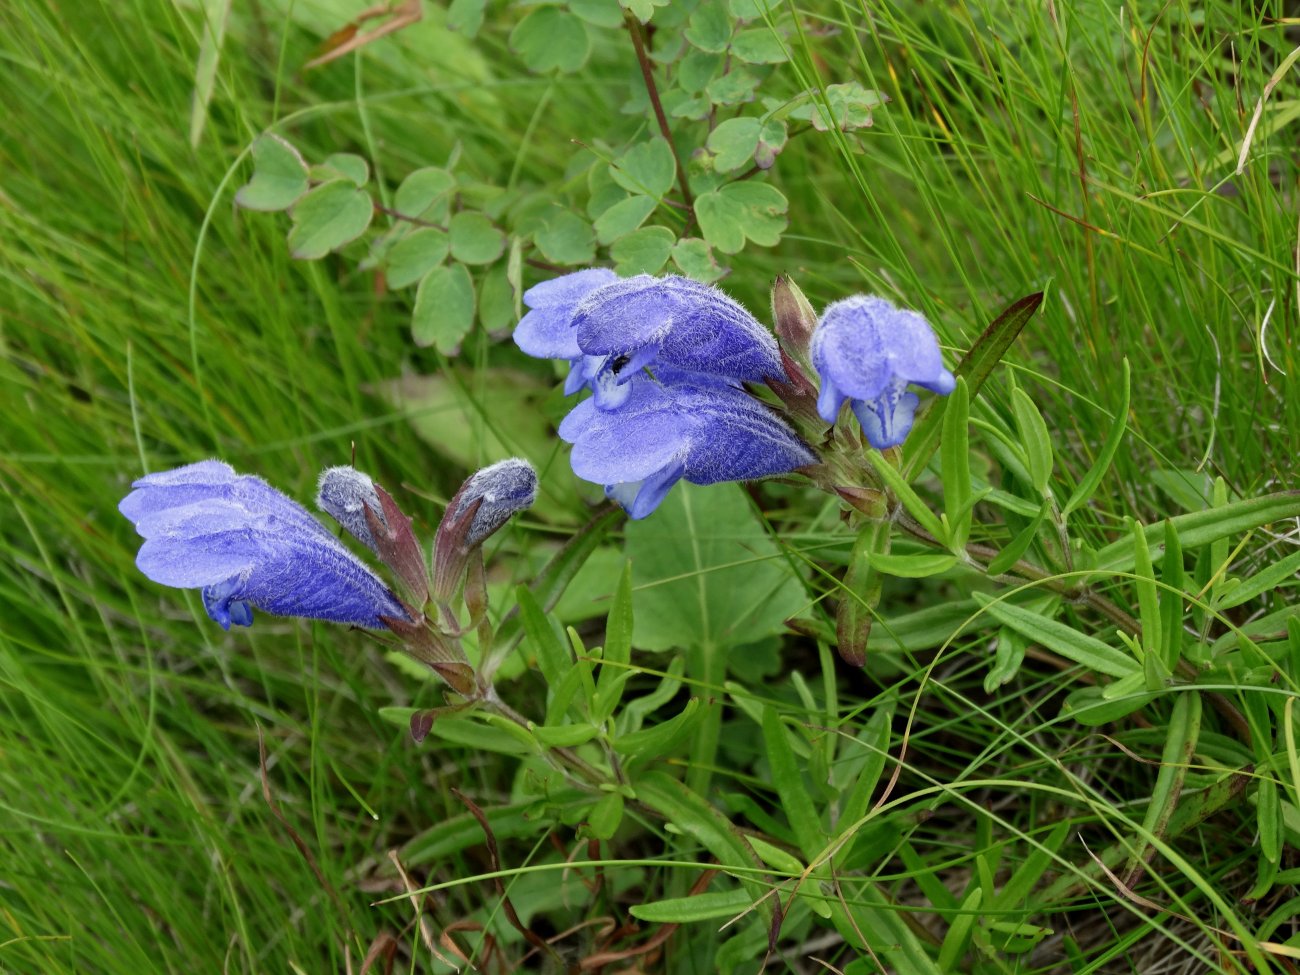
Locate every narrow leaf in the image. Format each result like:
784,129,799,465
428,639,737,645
901,291,1044,481
973,592,1138,678
761,707,823,861
1063,359,1130,514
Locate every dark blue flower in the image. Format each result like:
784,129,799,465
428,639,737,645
811,295,955,448
571,274,786,408
119,461,409,630
558,376,815,518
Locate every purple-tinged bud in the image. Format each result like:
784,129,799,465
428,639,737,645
433,459,538,602
317,466,386,553
772,274,818,366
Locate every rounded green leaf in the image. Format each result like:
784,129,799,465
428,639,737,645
287,180,374,260
706,116,761,172
694,180,787,254
671,237,724,282
236,134,309,212
310,152,369,187
706,67,760,106
593,194,657,245
510,7,591,74
385,227,449,289
754,119,787,169
677,49,723,93
685,2,731,52
610,138,676,199
449,211,506,265
395,167,455,221
477,264,516,333
732,28,787,63
569,0,623,27
412,263,475,353
535,209,596,265
611,225,675,275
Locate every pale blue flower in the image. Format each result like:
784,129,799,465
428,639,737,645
812,295,955,448
119,461,408,630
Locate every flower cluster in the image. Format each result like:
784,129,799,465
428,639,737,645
515,272,816,517
514,270,955,517
119,458,536,648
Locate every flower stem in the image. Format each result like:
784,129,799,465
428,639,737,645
625,12,695,222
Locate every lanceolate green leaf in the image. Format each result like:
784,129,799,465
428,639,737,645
973,592,1139,678
636,771,771,913
761,707,823,860
1094,493,1300,573
901,292,1044,482
1064,358,1130,515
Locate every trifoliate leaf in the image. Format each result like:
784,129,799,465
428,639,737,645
287,180,373,259
671,237,725,282
449,211,506,265
593,194,657,244
731,28,786,63
394,167,455,222
610,137,676,198
611,225,675,275
685,2,731,52
235,134,309,212
706,116,761,172
694,181,787,254
535,208,596,265
412,263,474,353
510,7,591,73
789,82,886,131
385,228,449,289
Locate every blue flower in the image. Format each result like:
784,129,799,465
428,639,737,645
811,295,956,449
513,268,619,396
558,376,815,518
571,274,786,408
119,460,409,630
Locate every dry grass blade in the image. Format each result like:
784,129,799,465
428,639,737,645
304,0,422,70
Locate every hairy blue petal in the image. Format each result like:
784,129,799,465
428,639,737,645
606,460,686,520
851,379,921,450
573,275,786,386
560,376,812,517
121,463,408,630
514,268,619,360
811,295,955,439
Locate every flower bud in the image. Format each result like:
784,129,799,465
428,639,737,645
317,466,385,553
433,459,538,602
772,274,818,366
457,458,539,547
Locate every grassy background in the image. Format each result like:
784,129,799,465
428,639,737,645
2,0,1298,972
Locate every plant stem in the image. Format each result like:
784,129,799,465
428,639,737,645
625,12,695,221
